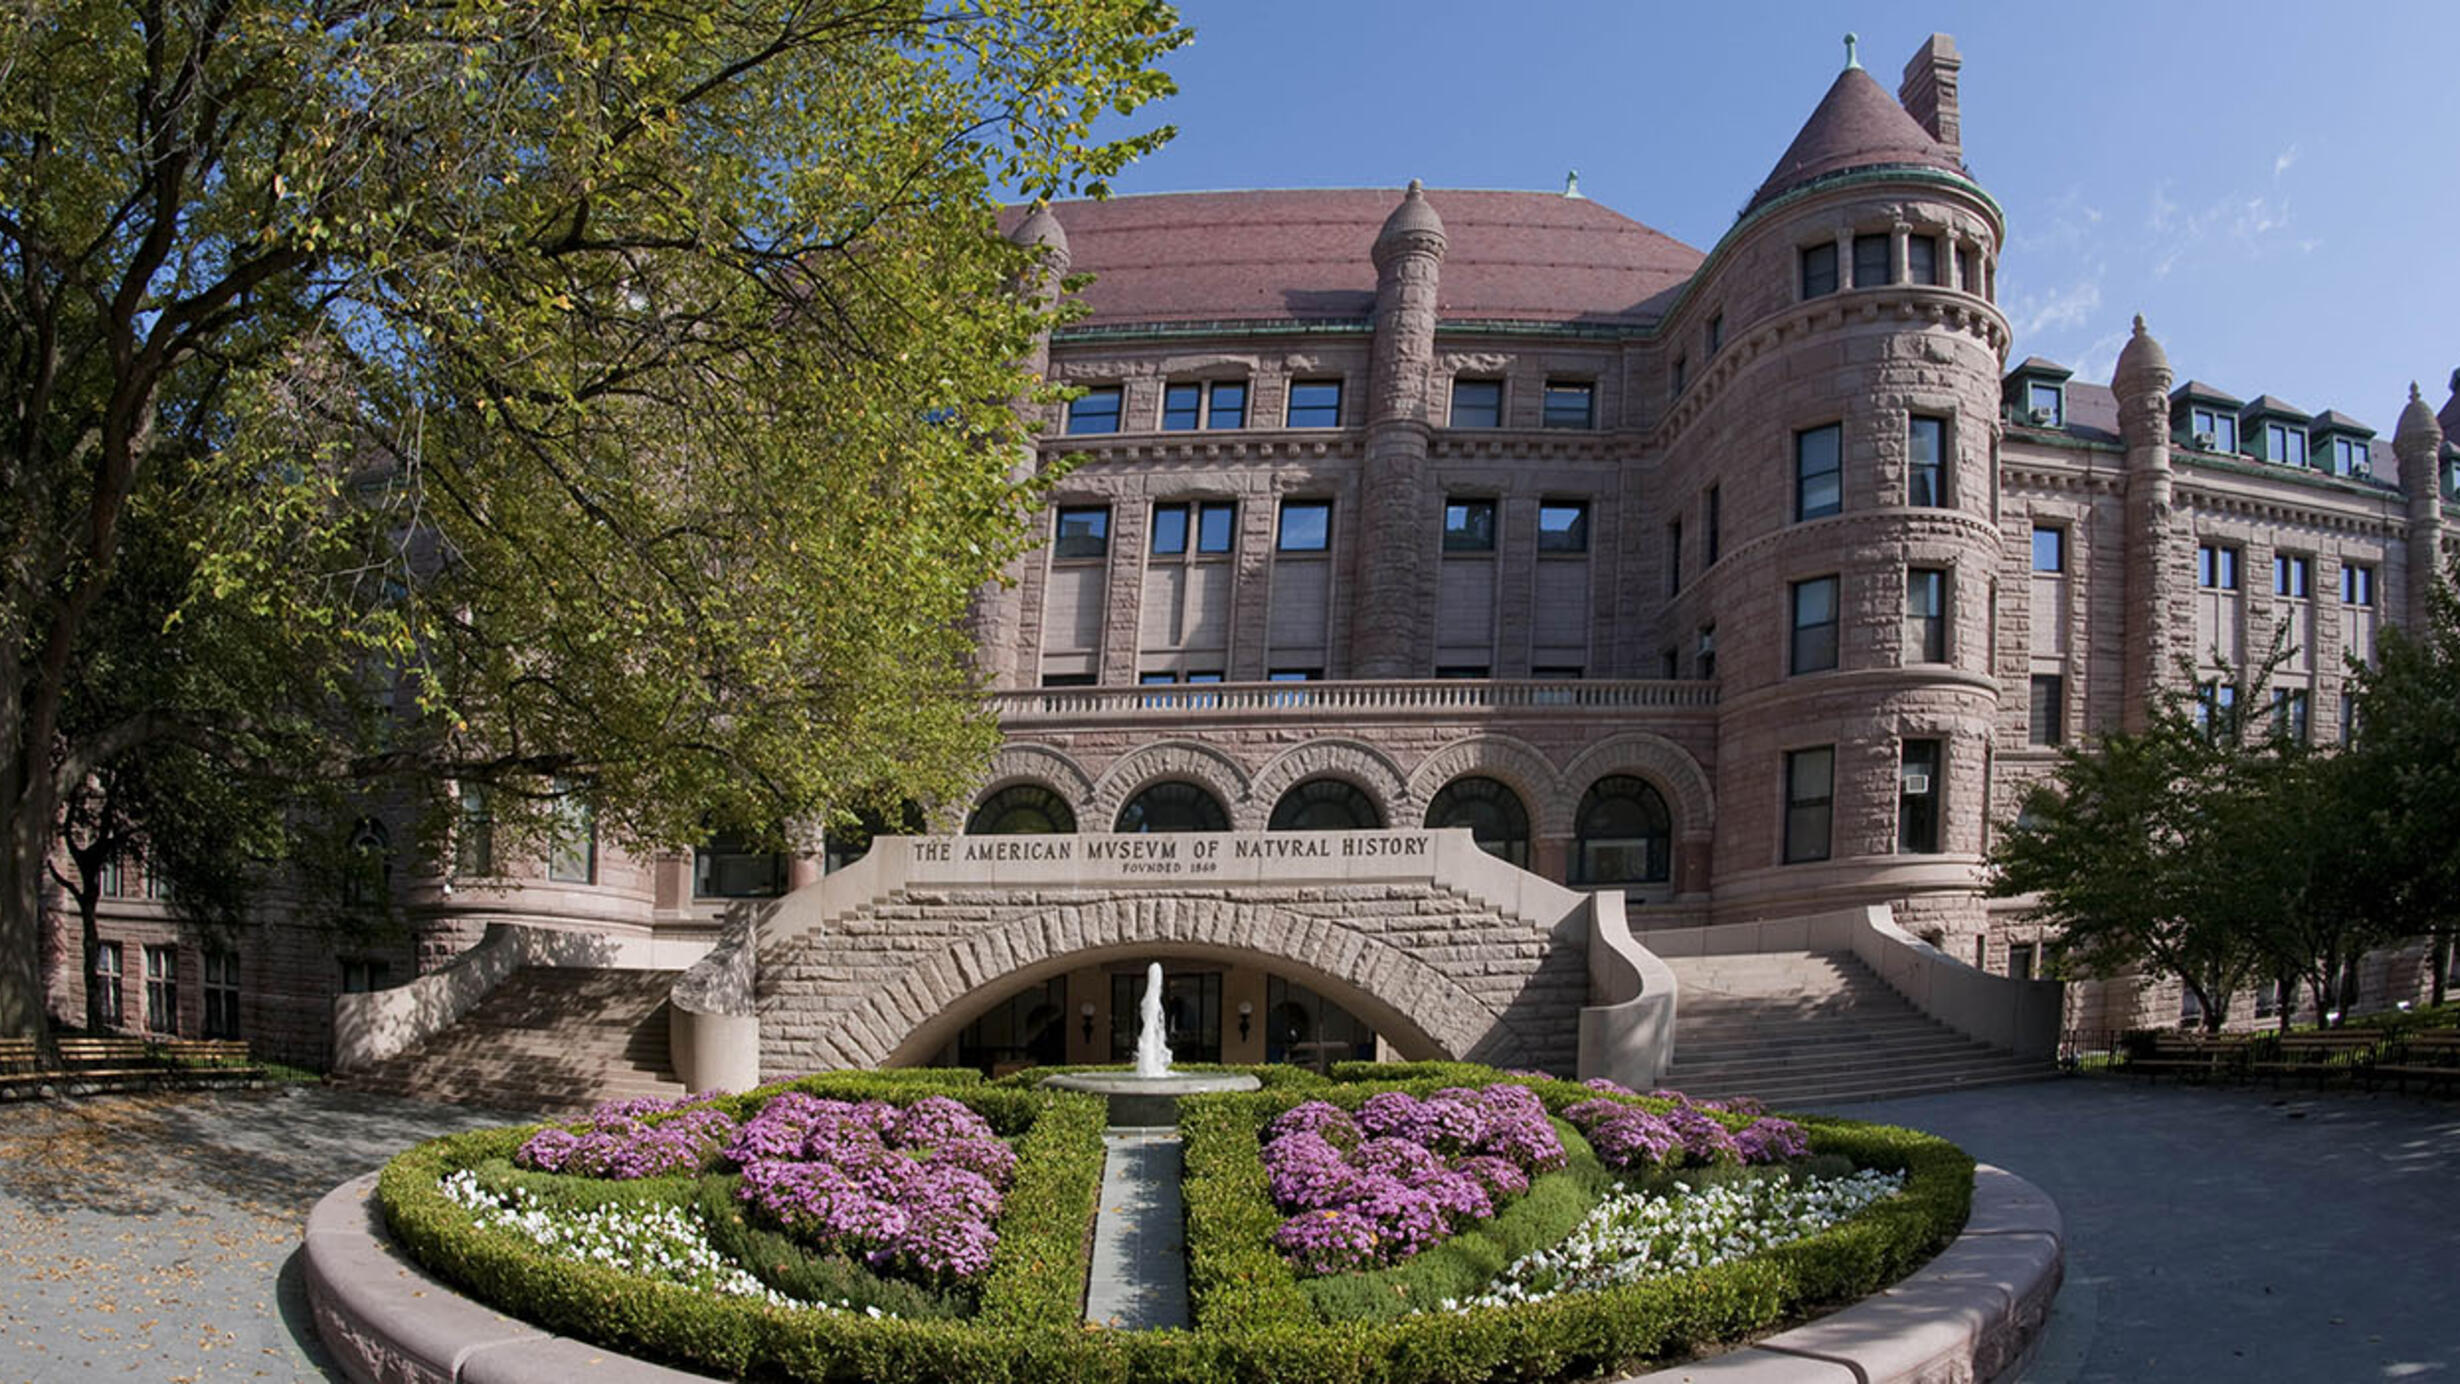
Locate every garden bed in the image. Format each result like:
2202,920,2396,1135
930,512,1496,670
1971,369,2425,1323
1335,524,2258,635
372,1064,1975,1384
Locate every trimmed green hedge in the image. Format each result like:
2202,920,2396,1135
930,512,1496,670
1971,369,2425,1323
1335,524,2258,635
377,1066,1975,1384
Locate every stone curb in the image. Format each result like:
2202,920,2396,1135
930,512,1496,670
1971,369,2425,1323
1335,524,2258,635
305,1163,2062,1384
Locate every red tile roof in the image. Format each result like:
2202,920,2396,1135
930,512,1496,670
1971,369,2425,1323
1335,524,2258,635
1012,189,1703,329
1748,66,1963,212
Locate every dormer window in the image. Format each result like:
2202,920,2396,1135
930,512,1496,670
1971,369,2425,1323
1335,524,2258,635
2027,382,2063,427
2327,436,2370,478
2264,422,2308,467
2188,407,2238,453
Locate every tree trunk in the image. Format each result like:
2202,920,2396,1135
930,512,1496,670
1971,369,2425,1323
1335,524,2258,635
78,881,104,1033
0,757,58,1060
2433,928,2451,1009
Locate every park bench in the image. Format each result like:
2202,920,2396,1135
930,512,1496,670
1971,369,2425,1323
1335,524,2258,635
2118,1030,2254,1083
0,1033,264,1100
2244,1030,2384,1087
2371,1028,2460,1095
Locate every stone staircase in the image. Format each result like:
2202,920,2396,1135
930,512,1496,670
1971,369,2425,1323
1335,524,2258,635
333,967,686,1117
1659,951,2052,1108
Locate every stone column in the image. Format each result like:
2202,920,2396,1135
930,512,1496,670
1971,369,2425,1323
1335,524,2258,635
1351,182,1446,679
2394,383,2447,621
2113,316,2181,730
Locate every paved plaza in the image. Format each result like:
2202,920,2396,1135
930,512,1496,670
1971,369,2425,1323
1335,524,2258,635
0,1079,2453,1382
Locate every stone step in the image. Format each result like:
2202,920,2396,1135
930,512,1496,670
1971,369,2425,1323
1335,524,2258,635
331,964,687,1115
1668,1049,2018,1086
1670,1027,1987,1058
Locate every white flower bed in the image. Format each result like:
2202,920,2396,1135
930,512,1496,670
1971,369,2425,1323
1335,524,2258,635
1447,1168,1908,1310
440,1169,822,1310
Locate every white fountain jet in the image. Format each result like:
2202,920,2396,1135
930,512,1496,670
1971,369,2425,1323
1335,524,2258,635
1132,961,1173,1078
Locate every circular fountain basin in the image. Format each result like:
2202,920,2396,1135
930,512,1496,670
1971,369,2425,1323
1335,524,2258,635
1039,1070,1261,1126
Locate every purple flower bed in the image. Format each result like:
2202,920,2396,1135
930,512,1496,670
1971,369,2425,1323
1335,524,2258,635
1264,1086,1566,1275
512,1089,1016,1287
1563,1088,1810,1175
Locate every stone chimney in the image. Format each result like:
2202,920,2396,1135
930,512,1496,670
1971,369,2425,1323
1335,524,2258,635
1899,34,1962,160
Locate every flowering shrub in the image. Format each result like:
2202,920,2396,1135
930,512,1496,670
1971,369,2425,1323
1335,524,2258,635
1563,1090,1809,1175
1263,1085,1567,1274
516,1105,739,1180
441,1168,799,1306
1448,1167,1909,1309
728,1094,1015,1286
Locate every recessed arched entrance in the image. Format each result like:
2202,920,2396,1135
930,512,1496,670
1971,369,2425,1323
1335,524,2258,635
940,959,1379,1075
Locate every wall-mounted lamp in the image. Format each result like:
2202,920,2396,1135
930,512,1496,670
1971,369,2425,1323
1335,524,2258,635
1237,1000,1254,1041
1080,1001,1097,1043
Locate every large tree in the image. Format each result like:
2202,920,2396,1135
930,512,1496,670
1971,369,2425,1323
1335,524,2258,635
2341,560,2460,1006
0,1,1186,1042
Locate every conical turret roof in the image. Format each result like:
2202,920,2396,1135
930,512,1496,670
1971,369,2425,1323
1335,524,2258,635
1748,64,1964,213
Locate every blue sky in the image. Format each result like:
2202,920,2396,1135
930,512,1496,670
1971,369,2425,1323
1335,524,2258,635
1093,1,2460,431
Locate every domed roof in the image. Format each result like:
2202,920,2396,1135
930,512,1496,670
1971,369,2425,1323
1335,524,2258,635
1747,64,1964,213
1375,179,1447,251
1010,200,1070,258
2397,382,2444,454
2113,316,2170,391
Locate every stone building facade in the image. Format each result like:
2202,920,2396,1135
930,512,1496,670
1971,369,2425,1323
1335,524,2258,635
42,34,2460,1066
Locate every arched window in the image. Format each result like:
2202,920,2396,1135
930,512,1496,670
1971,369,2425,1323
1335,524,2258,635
1423,776,1530,867
1114,781,1229,833
1267,778,1382,831
1572,776,1672,885
341,818,392,907
967,784,1078,835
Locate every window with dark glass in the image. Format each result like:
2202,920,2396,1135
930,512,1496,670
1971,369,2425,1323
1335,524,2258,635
695,829,789,898
1899,739,1942,854
1704,485,1721,564
1450,378,1503,428
144,945,178,1034
1162,382,1202,431
2195,680,2239,737
2032,526,2065,573
1194,502,1235,553
1571,776,1672,885
2030,674,2064,746
342,818,391,907
2274,553,2311,598
1268,778,1383,831
92,941,123,1028
1795,423,1842,520
1065,385,1121,435
2343,563,2375,606
1666,520,1683,595
1434,665,1489,678
2189,407,2238,453
1671,356,1687,397
1907,235,1940,285
2272,687,2311,742
1906,567,1947,662
1166,379,1248,431
1109,969,1220,1064
1791,576,1840,674
1783,748,1834,863
340,957,392,994
454,786,494,876
1039,673,1097,687
1706,313,1724,354
1696,624,1716,680
1286,380,1342,428
1956,246,1980,292
2266,422,2309,467
1538,501,1590,553
1542,380,1595,429
2027,382,2064,426
1207,381,1247,430
1800,242,1839,297
2197,544,2239,590
1443,498,1497,552
1423,777,1530,867
967,784,1077,835
202,950,240,1039
1852,233,1890,287
1150,502,1190,555
1054,506,1109,559
548,789,596,884
1908,416,1947,506
1114,781,1229,833
2329,436,2367,477
1277,500,1330,552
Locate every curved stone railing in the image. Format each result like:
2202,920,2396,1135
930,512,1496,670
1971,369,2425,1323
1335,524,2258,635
332,925,530,1074
1847,906,2063,1060
1576,889,1680,1089
669,914,761,1095
303,1161,2060,1384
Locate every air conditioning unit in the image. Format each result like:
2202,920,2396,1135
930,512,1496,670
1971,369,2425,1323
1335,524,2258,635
2192,430,2218,450
2027,407,2056,426
1900,773,1932,797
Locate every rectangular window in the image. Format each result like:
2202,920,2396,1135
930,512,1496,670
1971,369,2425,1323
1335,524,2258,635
1150,502,1190,555
92,941,123,1028
2273,687,2311,742
2330,436,2367,477
1434,665,1490,679
1542,380,1595,429
1053,505,1110,559
1795,423,1843,520
1908,416,1947,506
1451,378,1503,428
2030,674,2065,746
1800,242,1839,297
1852,233,1891,287
97,851,129,897
1039,673,1097,688
2031,526,2065,573
549,790,596,884
2341,691,2359,744
1956,246,1980,293
1277,500,1331,552
340,958,391,994
1538,501,1590,553
2274,553,2312,598
1065,385,1121,435
1906,567,1947,662
1286,380,1342,428
2009,943,2038,981
1162,382,1201,431
144,944,177,1035
454,786,494,876
1706,313,1724,354
1206,381,1246,430
1671,356,1687,397
2195,680,2239,737
2197,544,2240,590
2267,422,2309,466
1790,576,1840,674
1696,625,1716,681
1666,520,1683,595
1443,498,1497,552
1784,747,1835,863
1194,501,1235,553
1267,668,1316,681
2342,563,2376,606
1704,484,1722,564
2027,382,2064,426
1899,739,1942,854
202,950,239,1040
1907,235,1940,286
2190,408,2239,453
695,830,787,899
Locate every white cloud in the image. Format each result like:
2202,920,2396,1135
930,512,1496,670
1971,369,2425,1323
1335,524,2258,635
2273,142,2301,179
2009,275,2103,338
